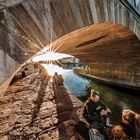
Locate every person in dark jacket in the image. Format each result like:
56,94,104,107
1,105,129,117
83,89,111,130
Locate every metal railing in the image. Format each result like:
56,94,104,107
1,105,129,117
127,0,140,14
120,0,140,17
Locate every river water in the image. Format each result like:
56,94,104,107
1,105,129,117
62,70,140,124
43,64,140,124
63,70,89,97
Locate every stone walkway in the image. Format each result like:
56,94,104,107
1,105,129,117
0,65,83,140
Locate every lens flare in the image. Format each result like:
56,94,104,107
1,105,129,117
42,64,67,76
32,51,73,62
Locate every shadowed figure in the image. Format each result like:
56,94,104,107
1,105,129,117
112,109,140,139
52,73,84,139
53,72,59,86
29,76,50,126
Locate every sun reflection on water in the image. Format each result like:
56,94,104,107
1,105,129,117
42,64,68,76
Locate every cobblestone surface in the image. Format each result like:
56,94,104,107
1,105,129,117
0,65,83,140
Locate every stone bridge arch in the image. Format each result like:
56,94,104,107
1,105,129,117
0,0,140,94
37,23,140,89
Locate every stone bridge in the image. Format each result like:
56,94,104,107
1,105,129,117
0,0,140,94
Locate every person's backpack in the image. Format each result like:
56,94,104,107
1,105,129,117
89,128,105,140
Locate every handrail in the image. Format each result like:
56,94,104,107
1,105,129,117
119,0,140,20
127,0,140,14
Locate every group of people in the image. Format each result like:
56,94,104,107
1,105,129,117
51,72,140,140
82,89,140,140
52,72,64,86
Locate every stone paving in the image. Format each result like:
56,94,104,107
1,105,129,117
0,65,83,140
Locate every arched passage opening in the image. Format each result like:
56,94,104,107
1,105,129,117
0,22,140,95
33,22,140,89
0,1,140,139
1,0,140,94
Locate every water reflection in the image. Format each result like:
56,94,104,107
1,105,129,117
43,64,140,123
63,70,140,123
42,64,66,76
42,64,89,96
63,70,89,97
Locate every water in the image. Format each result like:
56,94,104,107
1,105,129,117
43,64,140,124
63,70,89,97
42,64,89,96
62,70,140,124
86,79,140,123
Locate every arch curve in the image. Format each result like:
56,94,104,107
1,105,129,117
43,23,140,88
0,0,140,94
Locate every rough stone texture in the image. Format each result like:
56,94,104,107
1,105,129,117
0,64,83,140
0,0,140,93
0,49,20,95
0,49,20,85
50,23,140,87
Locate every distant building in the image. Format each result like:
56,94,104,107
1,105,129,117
60,57,80,64
59,57,81,69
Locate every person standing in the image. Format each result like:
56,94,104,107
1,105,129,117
53,72,59,86
58,74,64,86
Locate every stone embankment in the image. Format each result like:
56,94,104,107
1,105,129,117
0,64,83,140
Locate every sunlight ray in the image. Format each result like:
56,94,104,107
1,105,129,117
52,60,59,66
11,11,44,49
28,27,45,49
52,42,64,53
55,60,64,67
9,11,43,50
11,37,26,53
32,51,72,62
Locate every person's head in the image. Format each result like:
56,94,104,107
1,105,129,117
111,125,126,138
54,72,58,75
122,109,136,124
90,89,99,102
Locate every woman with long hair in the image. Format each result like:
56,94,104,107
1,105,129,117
112,109,140,139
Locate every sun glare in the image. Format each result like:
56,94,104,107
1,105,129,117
32,51,73,76
32,51,72,62
42,64,68,76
